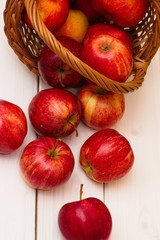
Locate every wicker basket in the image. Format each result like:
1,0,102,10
3,0,160,93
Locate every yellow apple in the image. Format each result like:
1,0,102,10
53,9,89,43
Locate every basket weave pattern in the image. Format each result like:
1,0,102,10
3,0,160,93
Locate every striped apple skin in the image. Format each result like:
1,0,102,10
79,128,134,182
80,34,133,83
77,83,125,130
20,137,75,190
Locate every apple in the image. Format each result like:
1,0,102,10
0,100,27,154
21,0,69,31
80,34,133,83
77,83,125,130
53,9,89,43
28,88,81,138
79,128,134,182
21,8,33,29
58,196,112,239
83,23,134,53
92,0,149,27
72,0,103,24
19,136,75,190
37,36,83,88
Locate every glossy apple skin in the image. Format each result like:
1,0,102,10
58,197,112,240
21,0,69,31
37,36,83,88
83,23,134,53
79,129,134,182
29,88,81,138
77,83,125,130
54,9,89,43
20,136,75,190
0,100,27,154
80,34,133,83
92,0,149,27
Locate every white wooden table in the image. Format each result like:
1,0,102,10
0,1,160,239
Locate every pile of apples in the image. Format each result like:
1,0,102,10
1,0,149,239
21,0,149,87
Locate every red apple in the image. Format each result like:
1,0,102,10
83,23,134,53
92,0,149,27
80,34,133,83
21,0,69,31
72,0,103,24
79,128,134,182
28,88,81,138
21,8,33,29
19,136,75,190
37,36,83,88
58,197,112,239
77,83,125,130
0,100,27,154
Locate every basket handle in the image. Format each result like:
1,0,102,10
24,0,147,93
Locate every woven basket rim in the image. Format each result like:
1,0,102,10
3,0,160,93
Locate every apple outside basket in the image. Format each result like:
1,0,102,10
3,0,160,93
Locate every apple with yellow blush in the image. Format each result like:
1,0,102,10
21,0,69,31
53,9,89,43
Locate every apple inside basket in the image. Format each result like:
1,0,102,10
3,0,160,93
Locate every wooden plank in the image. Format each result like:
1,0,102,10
0,1,38,239
36,81,104,239
105,51,160,240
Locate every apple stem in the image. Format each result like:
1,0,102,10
80,184,83,200
48,138,60,157
67,120,79,137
